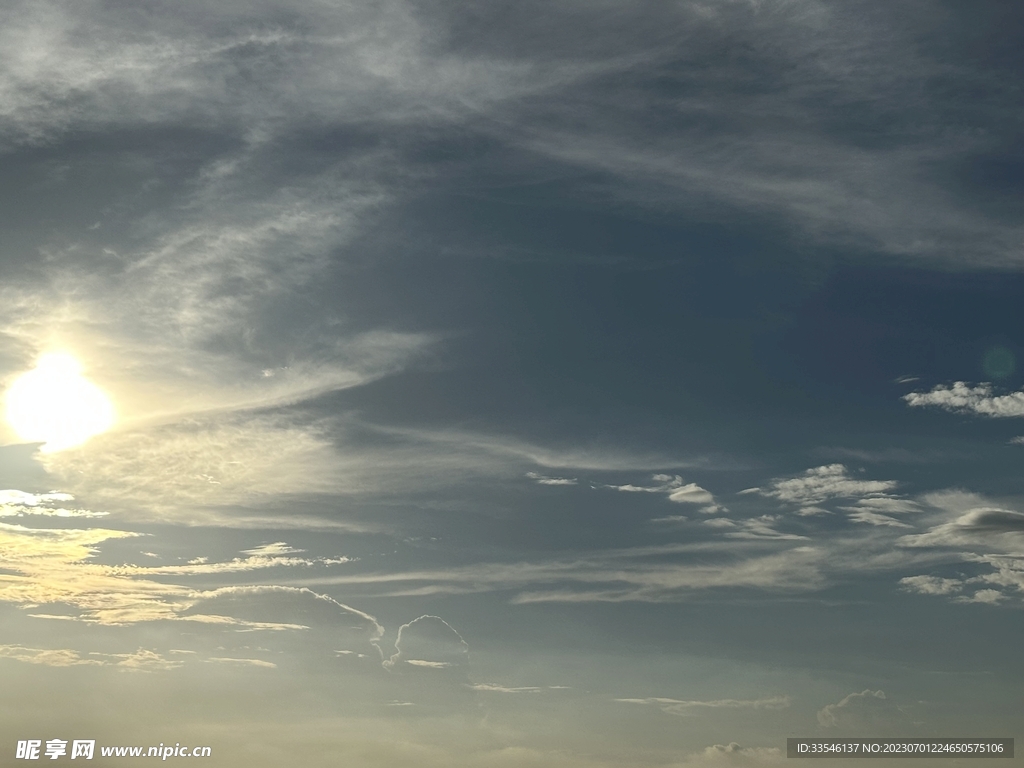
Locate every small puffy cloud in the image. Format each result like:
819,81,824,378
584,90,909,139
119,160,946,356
903,382,1024,418
818,689,885,726
902,555,1024,606
899,575,963,596
817,690,912,733
747,465,898,507
958,589,1004,604
668,483,715,505
670,743,784,767
384,615,469,673
526,472,578,486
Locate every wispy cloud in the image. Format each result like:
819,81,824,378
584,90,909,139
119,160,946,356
469,683,541,693
0,488,106,518
295,543,828,604
0,644,180,671
526,472,577,486
617,695,790,717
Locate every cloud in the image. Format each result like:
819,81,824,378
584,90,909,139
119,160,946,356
526,472,577,486
840,497,921,515
384,615,469,673
650,515,688,525
668,743,784,768
241,542,304,557
846,511,912,528
958,589,1004,605
616,696,790,717
295,543,828,604
0,488,106,518
603,474,722,512
0,518,375,652
205,657,278,669
898,575,963,596
469,683,541,693
817,689,885,727
718,516,808,540
37,414,373,517
899,507,1024,549
816,690,912,733
0,644,180,671
0,489,73,505
745,464,898,508
183,586,384,650
903,382,1024,418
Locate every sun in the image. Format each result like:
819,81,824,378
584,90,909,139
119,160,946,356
5,353,115,453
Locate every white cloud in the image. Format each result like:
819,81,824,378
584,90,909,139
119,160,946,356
0,489,73,505
205,657,278,668
668,742,784,768
384,615,469,674
846,511,912,528
747,464,897,507
816,689,915,734
817,689,886,727
903,382,1024,418
0,489,105,518
0,644,180,670
668,483,716,505
469,683,541,693
841,497,921,515
957,589,1004,605
721,516,808,541
602,475,723,512
526,472,577,486
241,542,304,557
899,507,1024,549
898,575,963,596
616,695,789,717
295,543,828,604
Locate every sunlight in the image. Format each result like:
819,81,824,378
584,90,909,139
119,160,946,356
5,353,115,453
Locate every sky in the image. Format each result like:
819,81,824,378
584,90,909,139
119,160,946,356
0,0,1022,765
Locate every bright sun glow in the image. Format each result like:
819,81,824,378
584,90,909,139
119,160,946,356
5,353,115,453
